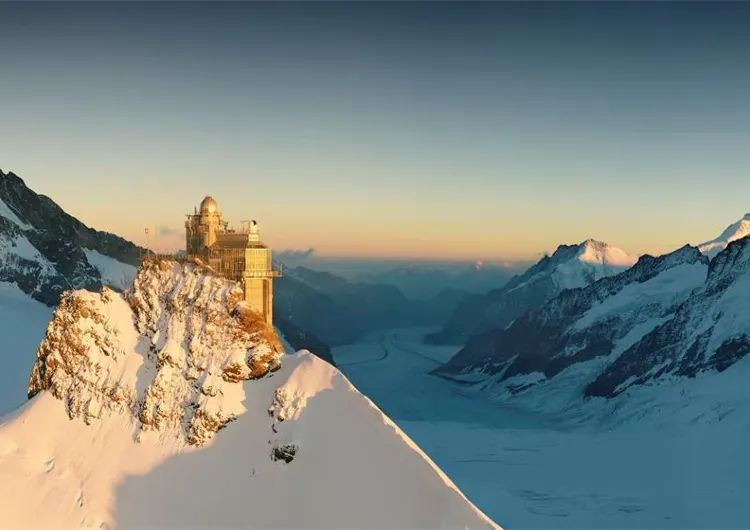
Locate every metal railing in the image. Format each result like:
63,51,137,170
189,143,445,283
139,252,283,278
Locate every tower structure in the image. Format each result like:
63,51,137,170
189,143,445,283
185,196,280,326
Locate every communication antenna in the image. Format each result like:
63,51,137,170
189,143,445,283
241,220,252,233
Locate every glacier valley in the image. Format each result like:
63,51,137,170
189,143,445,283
335,327,750,529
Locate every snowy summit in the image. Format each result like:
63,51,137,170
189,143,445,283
698,213,750,259
428,239,636,344
0,259,500,530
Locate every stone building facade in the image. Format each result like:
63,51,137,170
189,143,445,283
185,196,280,325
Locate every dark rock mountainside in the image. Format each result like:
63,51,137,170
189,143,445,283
427,240,635,345
0,169,145,305
434,245,708,385
274,317,336,367
586,236,750,398
274,266,466,347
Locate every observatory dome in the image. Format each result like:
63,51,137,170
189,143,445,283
200,196,219,214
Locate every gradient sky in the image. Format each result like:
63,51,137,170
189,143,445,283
1,1,750,261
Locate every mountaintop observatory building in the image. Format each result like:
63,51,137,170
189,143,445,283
185,196,280,325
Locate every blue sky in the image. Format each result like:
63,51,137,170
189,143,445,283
1,2,749,261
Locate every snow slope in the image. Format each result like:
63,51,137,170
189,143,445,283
698,213,750,259
0,197,34,231
0,260,500,530
83,248,137,291
0,282,53,415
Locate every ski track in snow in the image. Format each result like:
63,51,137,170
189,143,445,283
334,327,750,529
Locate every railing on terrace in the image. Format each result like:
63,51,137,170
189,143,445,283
139,253,283,278
140,253,187,263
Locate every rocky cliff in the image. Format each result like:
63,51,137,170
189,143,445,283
28,259,282,446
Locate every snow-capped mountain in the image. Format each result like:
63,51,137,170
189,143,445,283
587,234,750,398
0,260,501,530
0,169,142,304
434,245,708,386
427,239,637,345
433,235,750,427
698,213,750,259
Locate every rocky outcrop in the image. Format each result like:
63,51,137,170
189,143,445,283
0,170,145,305
434,245,709,388
28,259,283,446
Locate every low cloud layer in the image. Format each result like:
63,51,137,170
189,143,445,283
158,226,183,238
277,248,316,267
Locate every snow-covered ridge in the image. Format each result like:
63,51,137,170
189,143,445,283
698,213,750,259
1,259,500,530
28,259,283,446
540,239,637,292
587,234,750,398
82,249,137,291
437,245,707,383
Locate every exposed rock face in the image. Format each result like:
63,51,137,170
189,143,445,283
28,259,283,446
434,245,710,391
428,240,636,345
0,170,145,305
586,236,750,398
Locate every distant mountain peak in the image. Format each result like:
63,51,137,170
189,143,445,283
580,238,609,249
698,214,750,259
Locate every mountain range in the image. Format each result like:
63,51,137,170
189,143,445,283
274,265,467,347
353,262,519,299
427,239,637,345
432,215,750,425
